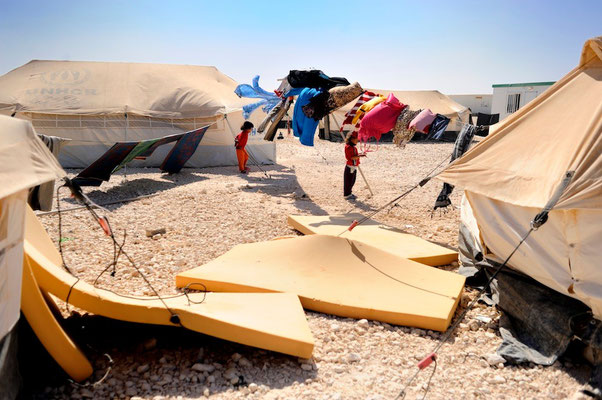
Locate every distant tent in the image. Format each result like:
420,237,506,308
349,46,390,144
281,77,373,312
0,60,275,168
330,89,470,133
438,37,602,318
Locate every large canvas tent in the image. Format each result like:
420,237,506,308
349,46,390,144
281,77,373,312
0,60,275,168
0,115,65,396
330,89,470,133
438,37,602,318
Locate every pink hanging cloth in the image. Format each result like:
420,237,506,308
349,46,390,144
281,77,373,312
409,108,437,133
358,93,405,142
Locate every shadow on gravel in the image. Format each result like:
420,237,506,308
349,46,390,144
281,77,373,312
62,172,209,211
212,163,329,216
24,314,318,399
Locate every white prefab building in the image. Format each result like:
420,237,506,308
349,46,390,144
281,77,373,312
491,81,555,121
448,94,492,116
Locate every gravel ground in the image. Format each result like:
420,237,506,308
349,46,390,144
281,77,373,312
33,134,592,399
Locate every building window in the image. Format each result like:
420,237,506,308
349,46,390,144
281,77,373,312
506,93,521,113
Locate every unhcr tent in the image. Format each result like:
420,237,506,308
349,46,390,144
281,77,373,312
0,60,275,168
0,115,65,396
330,89,470,132
438,37,602,318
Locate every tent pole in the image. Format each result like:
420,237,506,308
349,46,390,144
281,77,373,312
123,112,128,181
323,115,331,141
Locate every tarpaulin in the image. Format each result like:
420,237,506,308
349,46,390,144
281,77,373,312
161,126,209,173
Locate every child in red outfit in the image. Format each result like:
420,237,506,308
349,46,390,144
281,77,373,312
343,132,365,199
235,121,254,173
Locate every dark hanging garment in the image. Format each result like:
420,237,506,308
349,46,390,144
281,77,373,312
426,114,451,140
434,124,476,209
286,70,350,90
304,82,365,121
73,142,138,186
302,91,330,120
476,112,500,126
160,126,209,173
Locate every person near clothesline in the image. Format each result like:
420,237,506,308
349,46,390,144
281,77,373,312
343,131,365,200
235,121,254,174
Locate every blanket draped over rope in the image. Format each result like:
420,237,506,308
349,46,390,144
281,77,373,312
434,124,477,209
234,75,281,119
73,127,209,186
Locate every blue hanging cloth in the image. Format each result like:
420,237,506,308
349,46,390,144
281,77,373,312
290,88,321,146
234,75,281,119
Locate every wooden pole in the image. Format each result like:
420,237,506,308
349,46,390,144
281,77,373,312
357,165,374,198
323,114,331,141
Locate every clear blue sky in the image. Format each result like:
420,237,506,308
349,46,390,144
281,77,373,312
1,1,600,94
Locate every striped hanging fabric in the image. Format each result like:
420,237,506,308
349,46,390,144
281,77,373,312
339,91,378,133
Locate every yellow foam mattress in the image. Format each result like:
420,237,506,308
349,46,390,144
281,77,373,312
287,214,458,266
24,206,313,358
21,256,93,382
176,235,465,331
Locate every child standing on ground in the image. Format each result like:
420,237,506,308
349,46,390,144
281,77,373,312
344,132,365,200
235,121,254,174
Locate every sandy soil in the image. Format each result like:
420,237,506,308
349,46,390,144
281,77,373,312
33,134,592,399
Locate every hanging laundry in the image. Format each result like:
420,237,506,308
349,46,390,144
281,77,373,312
302,91,329,120
434,124,476,209
358,93,405,143
426,114,450,140
113,132,185,173
235,76,281,119
475,112,500,137
392,108,421,148
409,109,437,134
137,132,186,158
351,95,387,126
73,142,139,186
302,82,364,121
259,97,292,137
274,78,292,98
161,126,209,174
339,91,378,132
285,70,350,91
287,87,321,146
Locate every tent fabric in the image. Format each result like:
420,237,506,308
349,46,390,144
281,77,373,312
28,134,69,211
330,89,469,133
0,60,252,118
466,191,602,319
0,115,64,342
0,192,27,342
0,116,65,200
160,127,209,173
0,61,276,169
438,36,602,210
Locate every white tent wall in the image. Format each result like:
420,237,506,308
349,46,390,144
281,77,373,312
16,109,274,169
464,191,602,319
0,191,27,341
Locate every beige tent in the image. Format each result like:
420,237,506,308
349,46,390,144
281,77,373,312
0,60,275,168
329,89,470,132
438,37,602,318
0,115,64,341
